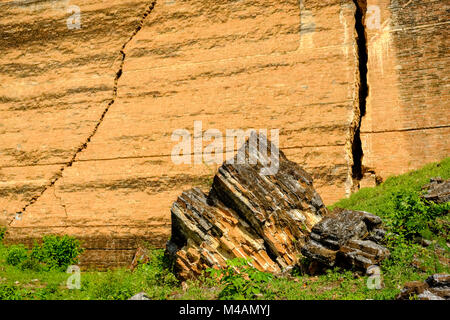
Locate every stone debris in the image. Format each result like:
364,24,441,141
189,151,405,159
166,133,327,280
128,292,150,300
422,177,450,204
397,274,450,300
301,208,390,271
129,246,150,271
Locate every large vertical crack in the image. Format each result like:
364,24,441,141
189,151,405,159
351,0,368,189
9,1,157,226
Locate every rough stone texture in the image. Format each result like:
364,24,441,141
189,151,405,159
167,134,327,280
129,246,150,271
0,0,448,268
301,208,389,270
397,274,450,300
422,177,450,204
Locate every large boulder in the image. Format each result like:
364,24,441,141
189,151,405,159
301,208,390,271
166,133,327,280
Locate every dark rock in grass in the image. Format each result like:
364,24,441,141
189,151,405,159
425,274,450,287
422,177,450,204
396,281,430,300
397,274,450,300
301,208,389,271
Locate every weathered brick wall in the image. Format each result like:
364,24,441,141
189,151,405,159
361,0,449,183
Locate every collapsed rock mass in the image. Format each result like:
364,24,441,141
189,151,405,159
166,133,327,280
166,134,390,279
301,208,390,271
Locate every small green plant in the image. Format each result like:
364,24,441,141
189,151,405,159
89,271,136,300
207,258,273,300
6,244,29,266
0,284,24,300
19,257,44,272
136,249,178,287
30,235,83,271
384,191,449,240
0,227,6,242
33,283,59,300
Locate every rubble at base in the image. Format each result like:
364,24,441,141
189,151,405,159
397,274,450,300
422,177,450,204
301,208,390,271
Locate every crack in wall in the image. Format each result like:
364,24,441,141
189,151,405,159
9,1,158,226
350,0,369,192
53,183,68,218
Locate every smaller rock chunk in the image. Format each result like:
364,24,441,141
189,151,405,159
301,208,389,271
422,177,450,204
425,274,450,287
397,274,450,300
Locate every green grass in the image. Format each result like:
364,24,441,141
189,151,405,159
0,158,449,300
328,157,450,299
0,244,213,300
331,157,450,213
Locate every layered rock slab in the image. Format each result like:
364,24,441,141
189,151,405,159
167,135,327,280
301,208,389,270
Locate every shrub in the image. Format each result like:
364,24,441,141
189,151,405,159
30,235,83,271
19,257,43,272
0,284,23,300
6,244,29,266
33,284,59,300
207,258,273,300
90,271,135,300
384,191,448,239
136,249,178,287
0,227,6,242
